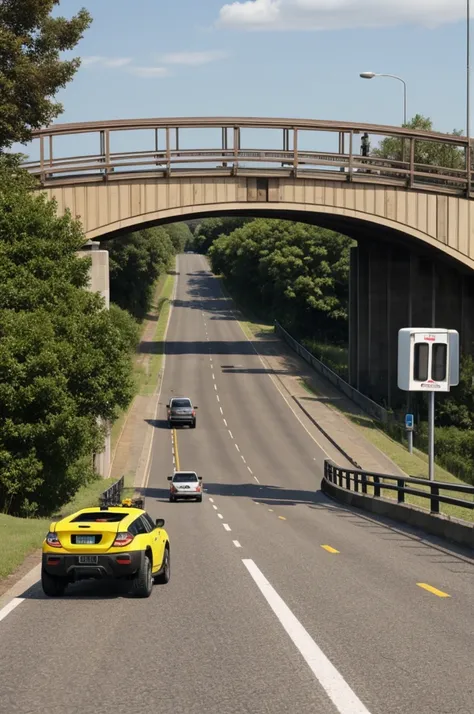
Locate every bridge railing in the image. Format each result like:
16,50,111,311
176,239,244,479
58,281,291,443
324,459,474,516
21,117,473,196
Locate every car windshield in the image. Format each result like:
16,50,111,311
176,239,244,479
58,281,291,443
172,399,191,408
173,473,198,482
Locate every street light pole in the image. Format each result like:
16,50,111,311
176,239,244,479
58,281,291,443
359,72,407,126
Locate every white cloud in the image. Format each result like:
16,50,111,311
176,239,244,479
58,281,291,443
161,50,229,65
128,66,170,78
217,0,467,31
81,56,132,68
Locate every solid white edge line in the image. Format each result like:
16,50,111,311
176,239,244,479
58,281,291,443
141,255,179,491
242,559,372,714
0,597,24,624
233,540,242,548
223,524,231,531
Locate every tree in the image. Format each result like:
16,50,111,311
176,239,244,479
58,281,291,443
209,218,351,340
103,227,175,319
372,114,465,168
0,157,134,516
164,222,193,253
0,0,92,148
192,217,253,253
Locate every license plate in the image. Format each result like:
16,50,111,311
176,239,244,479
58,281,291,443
76,535,96,544
78,555,98,564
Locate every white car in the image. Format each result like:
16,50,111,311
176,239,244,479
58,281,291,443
168,471,203,502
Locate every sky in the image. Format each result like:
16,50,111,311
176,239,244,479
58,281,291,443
17,0,473,158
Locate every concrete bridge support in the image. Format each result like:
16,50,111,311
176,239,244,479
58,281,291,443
77,242,111,479
349,242,474,410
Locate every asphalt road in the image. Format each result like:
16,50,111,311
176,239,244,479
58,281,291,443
1,253,474,714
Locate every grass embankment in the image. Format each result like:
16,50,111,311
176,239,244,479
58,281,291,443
0,476,117,580
110,268,174,453
1,267,176,583
217,279,474,524
298,377,474,523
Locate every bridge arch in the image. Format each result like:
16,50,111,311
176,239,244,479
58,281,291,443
25,117,474,408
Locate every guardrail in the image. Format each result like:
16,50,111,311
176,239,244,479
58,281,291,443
324,459,474,515
21,116,473,196
99,475,124,507
274,321,389,423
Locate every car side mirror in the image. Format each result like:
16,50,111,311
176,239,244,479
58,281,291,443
198,476,203,480
194,406,198,409
166,404,170,408
155,518,165,529
167,475,172,481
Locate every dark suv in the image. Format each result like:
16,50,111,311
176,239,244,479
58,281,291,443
167,397,198,428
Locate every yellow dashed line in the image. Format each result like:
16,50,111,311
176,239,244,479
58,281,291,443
278,516,287,521
417,583,450,598
173,428,180,471
321,545,339,554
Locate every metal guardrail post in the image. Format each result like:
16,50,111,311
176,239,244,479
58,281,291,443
397,479,405,503
430,484,440,514
374,475,381,498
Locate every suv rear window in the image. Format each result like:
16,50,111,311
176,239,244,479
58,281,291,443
71,512,126,523
171,399,191,408
173,473,198,482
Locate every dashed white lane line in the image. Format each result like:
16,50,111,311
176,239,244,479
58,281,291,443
0,597,24,624
214,383,217,391
235,444,240,452
212,373,215,380
233,540,242,548
228,429,234,439
220,407,224,415
242,560,372,714
223,524,232,532
216,395,220,402
247,466,253,475
254,476,261,484
209,498,214,503
213,504,218,510
241,455,246,464
217,513,224,520
223,418,228,427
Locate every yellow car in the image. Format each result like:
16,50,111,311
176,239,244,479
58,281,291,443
41,504,170,598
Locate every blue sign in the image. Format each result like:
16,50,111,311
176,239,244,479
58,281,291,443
405,413,414,430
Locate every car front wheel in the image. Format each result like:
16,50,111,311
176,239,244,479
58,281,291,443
41,569,67,597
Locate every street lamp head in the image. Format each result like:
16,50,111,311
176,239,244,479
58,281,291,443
360,72,376,79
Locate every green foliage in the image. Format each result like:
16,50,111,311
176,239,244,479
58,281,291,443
109,303,140,352
103,227,175,320
164,222,193,253
0,157,134,516
373,114,465,168
191,217,253,253
209,218,351,340
0,0,92,148
436,355,474,429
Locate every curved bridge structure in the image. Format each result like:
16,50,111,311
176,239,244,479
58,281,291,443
23,118,474,409
24,116,474,270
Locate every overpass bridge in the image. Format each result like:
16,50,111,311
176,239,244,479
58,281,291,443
23,117,474,410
